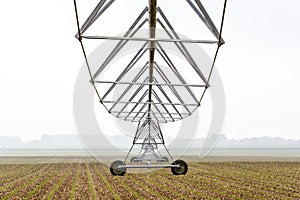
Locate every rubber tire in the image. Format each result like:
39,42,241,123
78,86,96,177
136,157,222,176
171,160,188,175
130,157,137,163
162,156,169,162
110,160,126,176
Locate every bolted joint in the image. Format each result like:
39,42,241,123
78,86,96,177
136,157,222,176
218,40,225,47
74,34,82,41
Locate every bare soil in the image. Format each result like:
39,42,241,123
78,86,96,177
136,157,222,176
0,159,299,199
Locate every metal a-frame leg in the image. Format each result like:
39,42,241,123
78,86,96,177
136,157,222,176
110,118,187,175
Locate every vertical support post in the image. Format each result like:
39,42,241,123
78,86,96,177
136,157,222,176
147,0,157,118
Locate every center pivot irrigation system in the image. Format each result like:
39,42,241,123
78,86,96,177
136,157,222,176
73,0,227,176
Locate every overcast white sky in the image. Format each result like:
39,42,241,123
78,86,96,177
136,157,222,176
0,0,299,141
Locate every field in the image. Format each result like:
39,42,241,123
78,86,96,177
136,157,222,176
0,158,299,199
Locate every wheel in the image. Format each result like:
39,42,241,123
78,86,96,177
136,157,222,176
110,160,126,176
171,160,188,175
130,157,137,162
162,156,169,162
159,157,169,162
158,157,168,162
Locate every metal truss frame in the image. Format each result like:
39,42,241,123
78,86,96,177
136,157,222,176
73,0,227,172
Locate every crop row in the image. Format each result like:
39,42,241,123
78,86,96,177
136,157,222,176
0,162,298,199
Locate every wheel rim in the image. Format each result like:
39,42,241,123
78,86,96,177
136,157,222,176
171,160,188,175
112,166,123,174
112,164,124,174
110,160,126,175
174,164,186,174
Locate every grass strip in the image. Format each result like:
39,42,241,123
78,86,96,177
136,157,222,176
0,164,49,192
191,162,296,186
70,163,80,200
86,163,97,200
0,164,29,179
188,166,290,198
93,163,121,200
0,164,37,185
136,175,190,200
154,172,213,199
2,164,56,200
24,164,66,200
159,169,250,199
118,178,145,200
47,163,73,200
126,174,168,200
